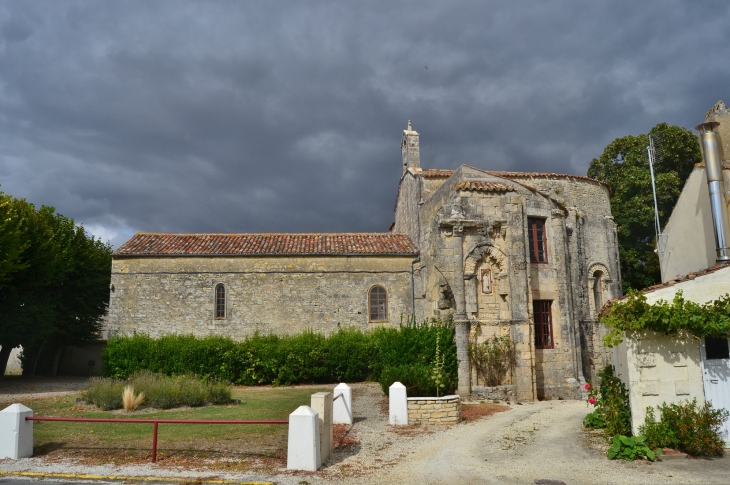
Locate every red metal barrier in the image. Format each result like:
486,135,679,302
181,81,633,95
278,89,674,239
26,416,288,463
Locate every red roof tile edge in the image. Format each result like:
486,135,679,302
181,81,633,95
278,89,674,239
420,168,608,187
114,232,419,257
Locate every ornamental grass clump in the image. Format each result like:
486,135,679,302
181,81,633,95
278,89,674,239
176,376,207,407
122,385,145,411
206,380,233,404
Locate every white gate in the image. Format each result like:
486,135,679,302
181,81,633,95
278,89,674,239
700,337,730,443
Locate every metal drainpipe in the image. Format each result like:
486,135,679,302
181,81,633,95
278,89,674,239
410,256,420,320
697,121,730,262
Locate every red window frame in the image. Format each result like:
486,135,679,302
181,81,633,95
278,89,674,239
533,300,554,349
528,217,548,263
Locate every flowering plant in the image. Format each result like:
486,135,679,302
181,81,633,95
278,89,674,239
583,365,631,436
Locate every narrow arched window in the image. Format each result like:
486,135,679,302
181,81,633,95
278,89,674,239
369,286,387,322
593,271,603,311
215,284,226,319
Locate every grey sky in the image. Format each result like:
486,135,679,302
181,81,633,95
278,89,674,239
1,1,729,248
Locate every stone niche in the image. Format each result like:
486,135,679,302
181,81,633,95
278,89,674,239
406,395,461,425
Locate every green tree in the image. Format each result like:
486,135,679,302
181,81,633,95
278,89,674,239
588,123,701,292
0,194,112,377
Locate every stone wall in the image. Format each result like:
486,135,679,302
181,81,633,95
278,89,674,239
106,255,414,339
471,385,515,402
407,395,461,425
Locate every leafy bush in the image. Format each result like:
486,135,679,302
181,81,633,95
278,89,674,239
585,365,631,436
83,378,124,410
102,319,457,393
468,334,516,386
583,410,606,429
206,381,233,404
176,376,207,407
379,364,445,397
640,399,729,457
84,371,234,410
607,435,660,461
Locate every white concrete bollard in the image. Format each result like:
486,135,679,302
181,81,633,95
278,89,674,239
287,406,320,471
0,403,33,459
333,383,353,425
311,391,333,465
389,381,408,426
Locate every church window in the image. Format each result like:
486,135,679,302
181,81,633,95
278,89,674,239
593,270,603,311
215,284,226,319
533,300,554,349
369,286,388,321
528,218,548,263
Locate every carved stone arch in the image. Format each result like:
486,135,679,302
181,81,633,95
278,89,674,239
587,262,610,281
588,262,611,315
464,242,506,277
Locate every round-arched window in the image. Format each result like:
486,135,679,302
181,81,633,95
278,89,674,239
215,283,226,319
369,286,387,322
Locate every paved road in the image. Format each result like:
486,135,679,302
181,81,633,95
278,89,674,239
376,400,730,485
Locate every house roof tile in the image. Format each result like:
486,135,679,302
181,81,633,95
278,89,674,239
114,233,419,257
455,180,516,193
420,168,607,187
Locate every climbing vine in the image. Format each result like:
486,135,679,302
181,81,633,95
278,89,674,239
601,290,730,347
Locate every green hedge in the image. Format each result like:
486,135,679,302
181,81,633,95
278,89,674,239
102,320,457,395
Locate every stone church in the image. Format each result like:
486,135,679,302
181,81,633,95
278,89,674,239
106,122,620,401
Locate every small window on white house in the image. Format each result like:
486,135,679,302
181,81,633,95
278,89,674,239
215,284,226,319
369,286,387,322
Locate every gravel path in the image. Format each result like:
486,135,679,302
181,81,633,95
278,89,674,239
2,379,730,484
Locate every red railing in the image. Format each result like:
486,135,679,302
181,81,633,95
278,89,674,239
26,416,288,463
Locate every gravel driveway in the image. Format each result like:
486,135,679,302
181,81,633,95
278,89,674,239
2,379,730,484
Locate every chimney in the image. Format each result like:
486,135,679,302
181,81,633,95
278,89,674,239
696,121,730,262
401,120,420,175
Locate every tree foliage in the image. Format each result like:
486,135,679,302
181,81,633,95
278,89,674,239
0,191,112,376
588,123,701,292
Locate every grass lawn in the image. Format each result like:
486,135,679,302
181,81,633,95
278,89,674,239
21,386,333,469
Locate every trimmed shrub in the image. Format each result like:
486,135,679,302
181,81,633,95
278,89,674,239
379,364,436,397
102,319,457,393
83,378,125,410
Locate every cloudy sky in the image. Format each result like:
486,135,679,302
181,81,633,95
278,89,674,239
1,1,729,248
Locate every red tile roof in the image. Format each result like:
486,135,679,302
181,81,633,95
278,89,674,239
114,233,419,257
420,168,607,187
455,180,515,193
422,169,455,178
486,171,609,187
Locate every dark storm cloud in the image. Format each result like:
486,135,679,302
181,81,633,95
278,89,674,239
1,1,730,247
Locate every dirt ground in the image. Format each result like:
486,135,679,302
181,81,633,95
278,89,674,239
3,378,730,485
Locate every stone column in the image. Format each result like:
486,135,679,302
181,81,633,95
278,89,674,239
452,225,471,396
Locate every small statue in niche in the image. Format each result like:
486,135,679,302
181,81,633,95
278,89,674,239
437,279,455,310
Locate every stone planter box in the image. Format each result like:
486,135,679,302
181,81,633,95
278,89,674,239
406,395,461,425
471,385,515,402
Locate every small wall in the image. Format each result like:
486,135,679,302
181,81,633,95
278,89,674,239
407,395,461,425
471,385,515,402
57,343,106,376
620,330,704,436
